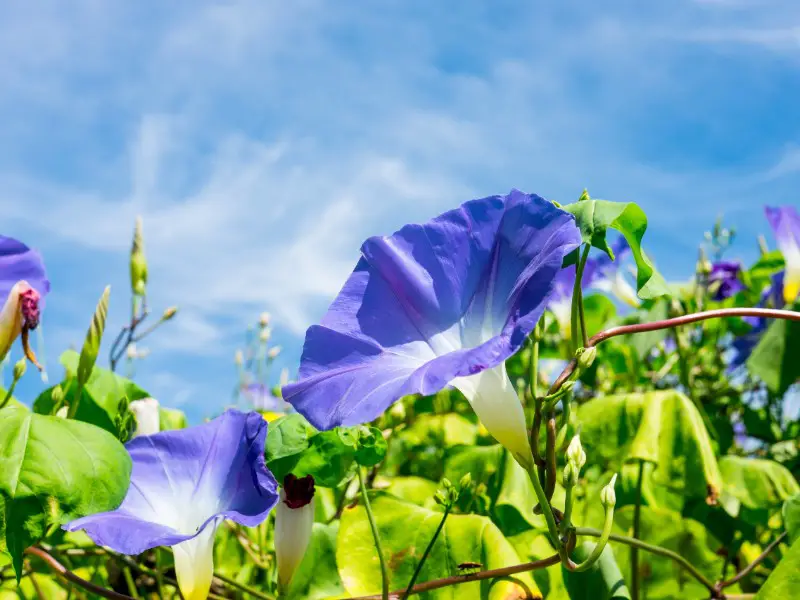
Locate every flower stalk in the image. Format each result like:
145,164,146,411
571,474,617,572
357,467,389,600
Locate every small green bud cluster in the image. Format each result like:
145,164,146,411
563,434,586,489
434,473,472,509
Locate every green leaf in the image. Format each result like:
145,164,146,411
337,492,539,599
0,407,131,578
76,286,110,389
286,523,345,599
621,299,670,359
562,542,631,600
577,390,722,505
719,456,800,518
384,476,440,508
755,538,800,599
351,426,388,468
158,406,187,431
583,294,617,339
564,199,670,300
747,250,785,282
279,430,355,488
265,413,316,464
782,494,800,544
33,380,116,434
403,413,478,448
746,303,800,395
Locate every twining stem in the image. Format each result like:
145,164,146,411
358,467,390,600
402,506,451,599
548,308,800,395
574,528,718,596
570,245,592,351
346,554,561,599
24,547,134,600
214,571,276,600
572,503,616,572
631,459,644,600
524,463,566,562
715,531,787,592
544,414,557,501
560,483,575,537
0,373,20,410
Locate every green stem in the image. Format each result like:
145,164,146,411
214,571,275,600
0,376,19,410
631,460,644,600
572,504,615,572
122,567,139,599
524,464,566,562
559,484,574,536
358,467,389,600
575,527,717,595
530,335,540,401
402,507,451,599
570,245,591,352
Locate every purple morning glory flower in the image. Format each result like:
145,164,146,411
546,264,580,334
283,190,581,468
0,235,50,369
708,261,746,301
64,410,279,600
765,205,800,305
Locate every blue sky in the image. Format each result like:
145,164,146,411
1,0,798,423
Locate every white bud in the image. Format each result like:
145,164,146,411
279,367,290,387
566,435,586,471
126,343,138,359
268,346,282,359
12,357,26,381
259,312,271,327
275,490,315,590
600,474,618,508
130,398,161,437
56,406,68,419
259,329,271,343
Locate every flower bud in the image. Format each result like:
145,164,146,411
12,357,26,381
234,350,244,366
130,398,160,437
566,435,586,471
259,312,271,328
259,329,271,343
130,217,148,296
126,343,138,359
459,473,472,493
268,346,282,359
576,347,597,371
51,385,65,407
162,306,178,321
563,462,578,487
276,474,316,590
600,474,618,508
279,367,290,387
56,406,68,418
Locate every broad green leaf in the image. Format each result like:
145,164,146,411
337,492,539,599
0,407,131,577
564,199,670,300
562,542,631,600
719,456,800,519
385,476,439,508
577,390,722,504
612,506,725,599
33,380,116,434
747,250,785,283
583,294,617,339
339,426,388,468
746,303,800,395
266,413,316,464
280,430,355,488
403,413,478,447
621,299,670,359
509,529,568,600
755,538,800,599
0,386,25,412
158,406,187,431
782,494,800,544
286,523,345,599
76,286,110,389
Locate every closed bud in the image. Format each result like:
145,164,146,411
259,329,271,344
162,306,178,321
268,346,282,359
130,217,148,296
276,474,316,591
259,312,271,328
566,435,586,471
130,398,161,437
600,474,618,508
51,385,65,406
459,472,472,492
576,347,597,371
12,357,26,381
563,462,578,487
126,343,138,359
234,350,244,366
56,405,68,418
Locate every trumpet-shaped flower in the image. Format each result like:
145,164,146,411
283,190,581,469
0,236,50,368
64,410,279,600
765,205,800,305
708,261,745,301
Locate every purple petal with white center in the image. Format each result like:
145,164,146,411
765,206,800,304
64,410,278,600
283,190,581,468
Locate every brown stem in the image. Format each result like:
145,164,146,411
531,399,545,467
715,531,787,592
24,547,134,600
344,554,561,599
548,308,800,395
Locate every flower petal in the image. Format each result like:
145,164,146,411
765,206,800,304
64,410,279,554
0,236,49,307
173,521,218,600
284,191,581,430
275,492,315,590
